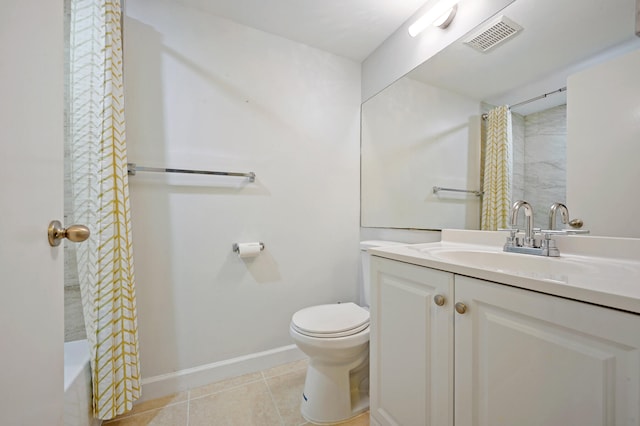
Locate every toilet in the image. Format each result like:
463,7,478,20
289,240,405,424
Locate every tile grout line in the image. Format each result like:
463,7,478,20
102,403,180,424
107,360,309,424
188,377,266,402
187,362,309,403
186,390,191,426
103,400,187,423
262,371,286,426
262,366,308,380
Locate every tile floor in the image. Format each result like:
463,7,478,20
103,359,369,426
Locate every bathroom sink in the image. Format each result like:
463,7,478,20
426,248,596,276
367,230,640,314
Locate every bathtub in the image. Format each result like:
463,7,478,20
64,340,101,426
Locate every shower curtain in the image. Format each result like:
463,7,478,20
481,106,513,230
68,0,141,420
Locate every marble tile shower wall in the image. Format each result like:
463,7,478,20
485,103,567,230
522,105,567,229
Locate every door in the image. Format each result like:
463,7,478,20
0,1,64,425
455,275,640,426
370,257,454,426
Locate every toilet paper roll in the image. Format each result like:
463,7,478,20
234,242,263,258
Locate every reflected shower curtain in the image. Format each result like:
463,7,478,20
481,106,513,230
68,0,141,419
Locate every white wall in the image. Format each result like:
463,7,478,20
361,77,481,230
361,0,516,102
567,48,640,238
124,0,361,388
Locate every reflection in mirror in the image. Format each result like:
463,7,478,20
361,76,482,230
361,0,640,232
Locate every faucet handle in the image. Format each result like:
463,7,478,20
538,229,591,237
538,230,568,241
498,228,519,248
537,229,565,235
562,229,590,235
498,228,519,239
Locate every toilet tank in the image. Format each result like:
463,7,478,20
360,241,406,307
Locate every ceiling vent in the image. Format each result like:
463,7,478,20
464,15,523,53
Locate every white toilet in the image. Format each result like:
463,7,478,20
289,240,404,424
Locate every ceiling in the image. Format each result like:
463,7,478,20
406,0,640,114
174,0,429,61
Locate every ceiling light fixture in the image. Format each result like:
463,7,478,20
408,0,459,37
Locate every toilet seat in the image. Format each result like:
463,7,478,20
291,302,369,338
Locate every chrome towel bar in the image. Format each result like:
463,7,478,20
127,163,255,182
433,186,483,196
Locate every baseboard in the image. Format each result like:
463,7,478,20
137,344,306,403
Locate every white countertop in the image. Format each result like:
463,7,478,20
369,230,640,314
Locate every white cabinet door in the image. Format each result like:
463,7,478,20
370,257,454,426
455,275,640,426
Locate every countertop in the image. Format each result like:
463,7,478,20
369,230,640,314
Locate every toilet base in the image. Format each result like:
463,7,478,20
300,351,370,425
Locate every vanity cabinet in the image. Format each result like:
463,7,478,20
369,257,454,426
370,256,640,426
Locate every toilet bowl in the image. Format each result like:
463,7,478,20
290,302,370,424
289,241,405,425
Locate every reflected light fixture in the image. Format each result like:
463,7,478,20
408,0,459,37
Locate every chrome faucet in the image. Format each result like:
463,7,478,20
502,201,589,257
549,203,569,230
510,200,534,246
503,200,560,257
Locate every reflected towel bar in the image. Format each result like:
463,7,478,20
433,186,483,196
127,163,255,182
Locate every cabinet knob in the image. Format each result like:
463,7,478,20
455,302,467,314
434,295,446,306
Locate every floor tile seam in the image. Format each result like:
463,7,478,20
106,361,307,422
262,365,308,380
185,393,191,426
262,372,286,426
187,376,268,403
102,400,189,423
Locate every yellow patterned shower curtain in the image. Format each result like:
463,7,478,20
68,0,141,420
481,106,513,230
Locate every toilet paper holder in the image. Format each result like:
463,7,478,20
232,242,265,253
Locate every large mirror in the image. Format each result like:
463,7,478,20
361,0,640,231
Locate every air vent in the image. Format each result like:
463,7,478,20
464,15,523,53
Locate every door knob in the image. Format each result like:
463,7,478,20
434,294,446,306
48,220,90,247
455,302,467,314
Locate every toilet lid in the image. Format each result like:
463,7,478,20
291,302,370,338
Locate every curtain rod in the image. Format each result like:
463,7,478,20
509,86,567,110
482,86,567,119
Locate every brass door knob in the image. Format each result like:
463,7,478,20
48,220,90,247
434,295,446,306
455,302,467,314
